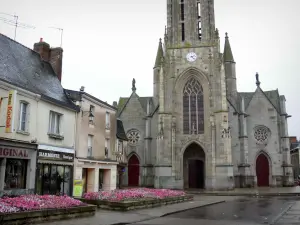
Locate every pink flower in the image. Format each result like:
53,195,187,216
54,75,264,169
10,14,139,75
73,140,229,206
0,195,86,214
83,188,186,201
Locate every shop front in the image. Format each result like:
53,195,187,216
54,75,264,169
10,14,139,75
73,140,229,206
74,158,118,194
36,145,74,196
0,138,37,196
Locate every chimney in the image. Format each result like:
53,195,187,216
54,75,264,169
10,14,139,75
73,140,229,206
33,38,50,61
113,101,118,108
33,38,63,82
290,136,297,144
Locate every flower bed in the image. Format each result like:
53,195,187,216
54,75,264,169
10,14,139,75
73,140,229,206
80,188,193,211
0,195,96,225
0,195,86,214
83,188,186,201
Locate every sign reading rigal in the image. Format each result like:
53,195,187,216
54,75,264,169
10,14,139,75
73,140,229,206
5,90,17,133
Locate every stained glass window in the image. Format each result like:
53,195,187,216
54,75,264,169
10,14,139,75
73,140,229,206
183,77,204,134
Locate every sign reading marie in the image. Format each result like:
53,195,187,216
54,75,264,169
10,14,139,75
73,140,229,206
38,150,74,161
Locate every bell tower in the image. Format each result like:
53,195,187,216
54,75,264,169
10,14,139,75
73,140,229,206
167,0,216,47
153,0,234,191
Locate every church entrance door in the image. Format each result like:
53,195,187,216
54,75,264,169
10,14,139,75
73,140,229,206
256,153,270,187
188,159,204,188
183,143,205,189
128,154,140,187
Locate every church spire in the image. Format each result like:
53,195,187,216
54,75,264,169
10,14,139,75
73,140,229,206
223,33,235,63
154,38,164,69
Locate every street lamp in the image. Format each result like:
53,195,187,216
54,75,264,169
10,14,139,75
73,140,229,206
82,109,94,123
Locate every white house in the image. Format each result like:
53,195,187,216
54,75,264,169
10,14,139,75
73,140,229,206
0,34,79,196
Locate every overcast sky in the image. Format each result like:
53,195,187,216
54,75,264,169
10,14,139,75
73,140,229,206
0,0,299,137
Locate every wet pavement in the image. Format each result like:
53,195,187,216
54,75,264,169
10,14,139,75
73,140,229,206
133,197,300,225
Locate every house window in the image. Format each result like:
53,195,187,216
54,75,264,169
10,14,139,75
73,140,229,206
49,111,61,135
105,112,110,129
19,102,28,131
183,77,204,134
87,135,93,157
105,139,110,158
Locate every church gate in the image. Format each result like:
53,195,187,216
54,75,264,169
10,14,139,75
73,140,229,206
256,153,270,187
128,154,140,186
183,143,205,189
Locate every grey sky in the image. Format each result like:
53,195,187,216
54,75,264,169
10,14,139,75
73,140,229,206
1,0,299,137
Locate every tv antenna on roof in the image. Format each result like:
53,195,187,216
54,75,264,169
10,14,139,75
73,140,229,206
0,12,35,40
48,27,64,47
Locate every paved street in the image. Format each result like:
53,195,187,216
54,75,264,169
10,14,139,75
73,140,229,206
132,197,299,225
38,196,300,225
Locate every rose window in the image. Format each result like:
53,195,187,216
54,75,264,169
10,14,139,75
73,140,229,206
127,130,140,145
254,126,270,144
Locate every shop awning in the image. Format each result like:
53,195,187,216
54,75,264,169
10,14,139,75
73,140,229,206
38,160,74,166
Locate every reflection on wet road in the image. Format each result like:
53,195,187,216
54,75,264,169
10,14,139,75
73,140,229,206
134,197,298,225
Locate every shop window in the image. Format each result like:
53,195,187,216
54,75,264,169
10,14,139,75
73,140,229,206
36,164,72,196
4,159,27,190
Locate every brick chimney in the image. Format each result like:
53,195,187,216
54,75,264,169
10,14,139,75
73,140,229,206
33,38,63,82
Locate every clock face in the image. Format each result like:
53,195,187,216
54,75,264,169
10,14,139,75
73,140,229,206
186,52,197,62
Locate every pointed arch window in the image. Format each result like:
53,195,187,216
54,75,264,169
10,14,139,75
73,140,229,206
183,77,204,134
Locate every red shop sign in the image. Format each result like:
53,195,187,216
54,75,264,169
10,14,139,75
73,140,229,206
0,147,29,158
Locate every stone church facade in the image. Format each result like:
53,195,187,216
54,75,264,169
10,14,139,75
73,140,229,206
117,0,293,190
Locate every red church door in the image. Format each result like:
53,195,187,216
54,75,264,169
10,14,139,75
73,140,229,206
256,154,270,187
128,155,140,186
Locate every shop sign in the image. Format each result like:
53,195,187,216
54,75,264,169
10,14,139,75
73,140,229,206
73,180,83,197
38,150,74,161
0,147,29,158
5,90,17,133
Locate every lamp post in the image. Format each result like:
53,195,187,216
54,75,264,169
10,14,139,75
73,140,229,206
82,109,94,123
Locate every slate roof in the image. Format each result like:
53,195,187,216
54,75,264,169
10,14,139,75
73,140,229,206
0,34,78,111
64,89,117,110
118,95,154,116
238,89,281,113
117,119,128,141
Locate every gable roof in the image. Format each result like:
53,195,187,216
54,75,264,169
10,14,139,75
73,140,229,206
64,89,117,111
0,34,78,111
238,88,281,113
117,92,154,116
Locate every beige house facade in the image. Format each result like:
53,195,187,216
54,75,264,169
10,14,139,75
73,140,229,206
65,87,123,193
0,34,79,196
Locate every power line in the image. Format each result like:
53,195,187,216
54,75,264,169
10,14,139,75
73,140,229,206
0,12,63,46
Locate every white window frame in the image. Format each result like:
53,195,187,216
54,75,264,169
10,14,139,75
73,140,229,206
105,112,110,129
18,101,28,132
49,111,62,135
87,134,93,157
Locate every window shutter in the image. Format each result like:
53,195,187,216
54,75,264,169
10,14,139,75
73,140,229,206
26,103,30,132
17,102,21,131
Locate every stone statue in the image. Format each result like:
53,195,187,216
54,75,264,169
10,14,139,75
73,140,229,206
255,72,261,86
132,78,136,92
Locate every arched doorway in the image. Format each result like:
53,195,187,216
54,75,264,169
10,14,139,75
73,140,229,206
183,143,205,189
128,154,140,186
256,153,270,187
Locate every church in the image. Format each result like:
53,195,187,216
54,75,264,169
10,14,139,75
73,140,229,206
117,0,293,190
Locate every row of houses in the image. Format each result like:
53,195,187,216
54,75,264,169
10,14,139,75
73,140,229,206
0,34,128,197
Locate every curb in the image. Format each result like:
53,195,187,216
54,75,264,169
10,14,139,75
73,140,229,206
188,192,300,197
110,200,226,225
160,200,225,217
